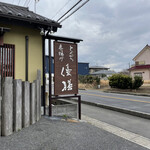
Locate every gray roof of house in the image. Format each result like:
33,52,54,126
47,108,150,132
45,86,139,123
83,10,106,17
89,66,109,69
0,2,61,29
90,70,116,75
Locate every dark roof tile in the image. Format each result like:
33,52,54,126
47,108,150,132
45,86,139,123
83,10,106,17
0,2,61,29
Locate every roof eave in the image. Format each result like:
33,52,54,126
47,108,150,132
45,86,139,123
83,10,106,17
0,14,61,29
132,45,150,61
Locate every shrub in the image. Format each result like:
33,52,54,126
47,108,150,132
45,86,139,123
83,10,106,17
132,76,143,89
109,74,143,89
108,74,133,89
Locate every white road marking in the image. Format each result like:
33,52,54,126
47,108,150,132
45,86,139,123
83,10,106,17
82,115,150,149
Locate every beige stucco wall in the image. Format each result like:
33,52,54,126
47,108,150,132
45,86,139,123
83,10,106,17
135,47,150,64
0,24,43,84
130,69,150,80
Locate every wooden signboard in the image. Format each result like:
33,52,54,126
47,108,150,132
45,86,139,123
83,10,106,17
54,41,78,95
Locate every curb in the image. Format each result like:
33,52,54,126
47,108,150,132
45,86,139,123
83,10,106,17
104,91,150,97
70,99,150,120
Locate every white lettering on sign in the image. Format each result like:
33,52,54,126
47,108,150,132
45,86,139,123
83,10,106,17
66,64,72,76
58,44,64,62
62,81,67,91
61,64,73,91
61,64,72,77
61,79,73,91
67,79,73,91
69,45,74,61
61,67,65,77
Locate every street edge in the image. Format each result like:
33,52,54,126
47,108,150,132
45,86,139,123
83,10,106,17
70,99,150,120
104,91,150,97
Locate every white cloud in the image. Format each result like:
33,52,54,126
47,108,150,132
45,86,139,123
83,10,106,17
1,0,150,72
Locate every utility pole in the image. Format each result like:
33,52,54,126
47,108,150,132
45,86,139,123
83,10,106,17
34,0,40,13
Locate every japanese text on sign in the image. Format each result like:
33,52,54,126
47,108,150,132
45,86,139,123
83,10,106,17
54,41,78,95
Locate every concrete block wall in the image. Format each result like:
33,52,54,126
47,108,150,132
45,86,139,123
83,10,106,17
30,83,36,124
22,81,30,128
37,70,41,119
13,80,22,132
0,71,41,136
1,77,13,136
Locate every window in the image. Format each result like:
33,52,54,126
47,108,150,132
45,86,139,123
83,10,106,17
0,44,15,78
134,72,142,77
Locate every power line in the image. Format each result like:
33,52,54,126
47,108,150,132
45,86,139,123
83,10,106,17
24,0,29,6
59,0,89,23
34,0,40,13
57,0,82,22
28,0,33,7
27,0,31,7
52,0,72,19
18,0,21,5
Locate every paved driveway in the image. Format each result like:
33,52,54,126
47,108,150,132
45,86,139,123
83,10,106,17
0,117,148,150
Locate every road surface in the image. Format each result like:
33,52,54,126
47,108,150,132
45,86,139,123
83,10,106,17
79,89,150,114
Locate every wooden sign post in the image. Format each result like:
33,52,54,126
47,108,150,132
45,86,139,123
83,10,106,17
43,35,82,119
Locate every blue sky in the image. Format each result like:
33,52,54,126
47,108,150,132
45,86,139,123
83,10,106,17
1,0,150,72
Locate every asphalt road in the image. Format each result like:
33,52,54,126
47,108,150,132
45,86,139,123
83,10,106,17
81,103,150,139
79,89,150,114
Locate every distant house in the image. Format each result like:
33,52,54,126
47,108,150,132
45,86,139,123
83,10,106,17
45,56,89,75
0,2,61,83
90,70,116,77
89,65,115,78
129,44,150,81
89,66,109,74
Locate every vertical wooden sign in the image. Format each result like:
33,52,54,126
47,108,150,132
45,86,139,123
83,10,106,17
54,41,78,95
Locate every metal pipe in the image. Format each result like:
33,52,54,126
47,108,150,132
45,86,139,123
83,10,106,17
4,44,6,77
59,0,89,23
25,36,29,81
49,39,52,116
7,44,8,76
78,95,81,119
13,45,15,79
42,36,46,115
57,0,82,22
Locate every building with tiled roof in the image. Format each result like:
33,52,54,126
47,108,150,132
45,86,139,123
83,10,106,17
129,44,150,81
0,2,61,82
0,2,61,30
89,65,109,74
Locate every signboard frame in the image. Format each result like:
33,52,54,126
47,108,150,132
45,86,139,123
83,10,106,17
43,35,82,119
54,41,78,95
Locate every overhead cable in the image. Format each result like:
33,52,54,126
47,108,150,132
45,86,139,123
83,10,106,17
59,0,89,23
18,0,21,5
28,0,33,7
52,0,72,20
24,0,28,6
27,0,31,7
57,0,82,22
